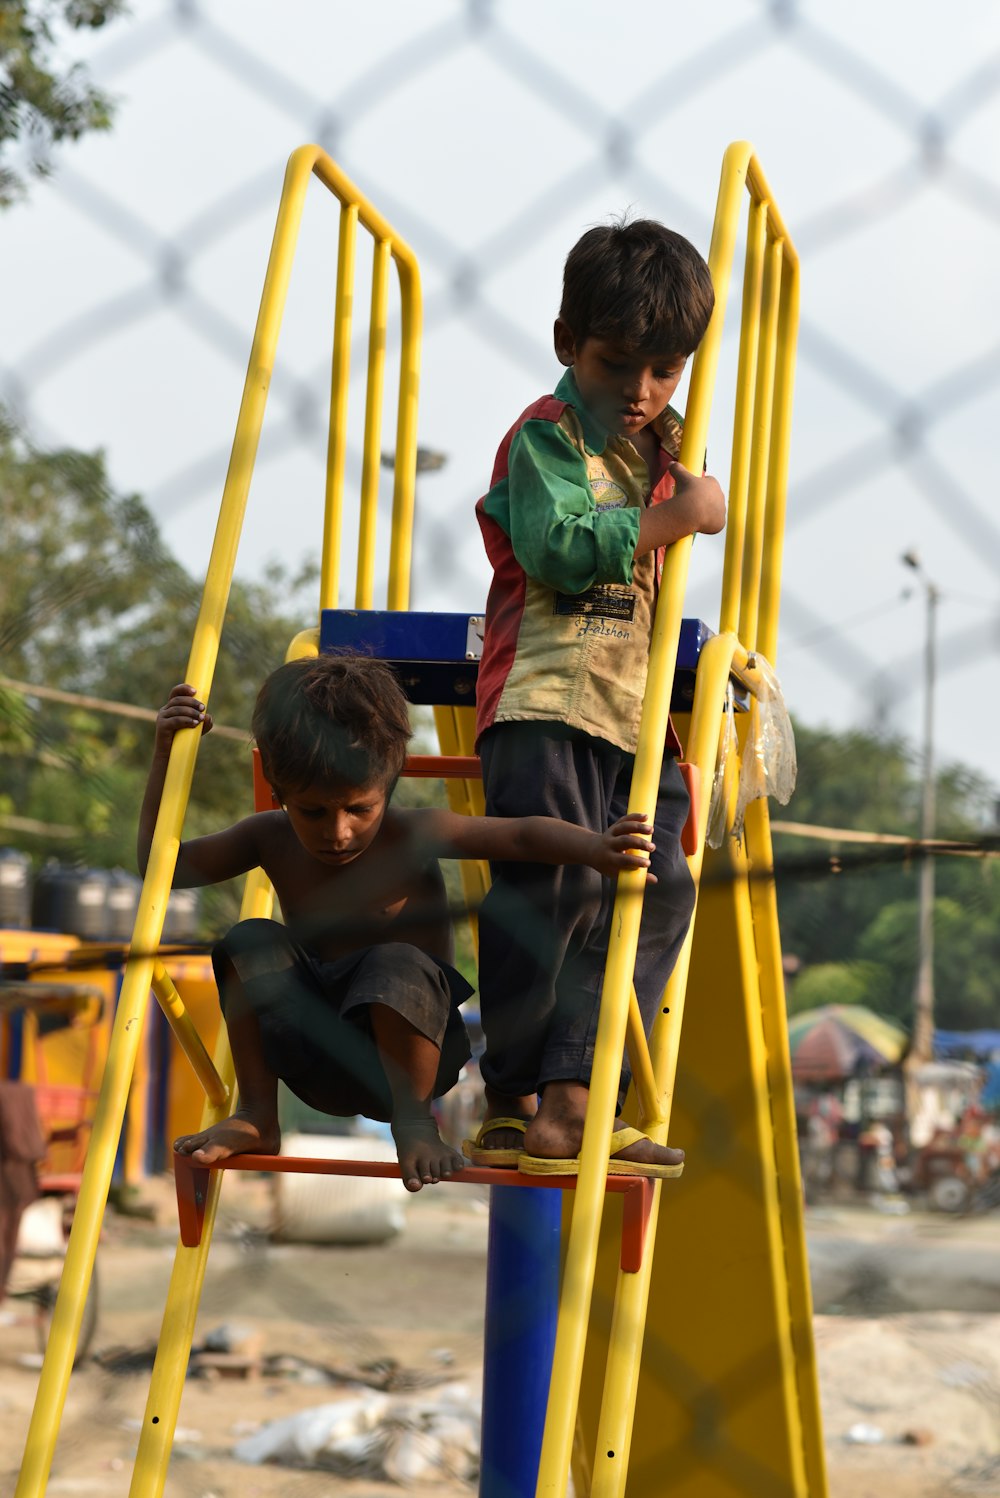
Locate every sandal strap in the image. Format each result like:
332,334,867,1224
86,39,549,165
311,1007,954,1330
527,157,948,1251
609,1126,647,1153
476,1116,529,1143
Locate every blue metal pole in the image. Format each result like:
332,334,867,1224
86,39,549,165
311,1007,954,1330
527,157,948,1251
480,1184,562,1498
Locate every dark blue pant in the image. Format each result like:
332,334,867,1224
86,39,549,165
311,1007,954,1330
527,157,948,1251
476,723,695,1108
213,920,472,1122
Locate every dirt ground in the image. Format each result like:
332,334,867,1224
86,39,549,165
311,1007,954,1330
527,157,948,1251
3,1174,1000,1498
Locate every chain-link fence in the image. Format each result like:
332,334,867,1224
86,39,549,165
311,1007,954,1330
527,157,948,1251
2,0,999,784
3,4,1000,1495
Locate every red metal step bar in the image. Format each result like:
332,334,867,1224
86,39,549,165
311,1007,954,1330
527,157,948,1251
173,1149,655,1272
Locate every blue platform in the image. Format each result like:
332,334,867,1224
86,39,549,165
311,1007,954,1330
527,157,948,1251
319,609,716,712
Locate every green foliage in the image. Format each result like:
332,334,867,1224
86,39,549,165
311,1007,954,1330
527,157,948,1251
0,0,126,206
856,893,1000,1030
2,408,997,1030
786,960,891,1016
0,409,174,686
779,720,1000,1032
0,405,320,933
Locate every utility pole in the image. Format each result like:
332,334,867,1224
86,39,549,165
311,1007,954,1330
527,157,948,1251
901,550,938,1129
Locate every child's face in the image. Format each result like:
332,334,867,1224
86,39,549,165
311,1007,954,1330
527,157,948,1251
554,321,687,440
280,777,389,866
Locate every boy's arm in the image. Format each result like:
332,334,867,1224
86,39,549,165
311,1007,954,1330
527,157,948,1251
137,683,262,888
496,424,725,590
500,419,640,593
634,460,726,557
408,808,659,882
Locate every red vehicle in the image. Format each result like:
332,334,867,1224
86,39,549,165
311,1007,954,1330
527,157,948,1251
912,1111,1000,1213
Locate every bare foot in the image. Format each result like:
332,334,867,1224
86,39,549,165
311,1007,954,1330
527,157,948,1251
174,1109,280,1166
523,1082,684,1172
391,1116,465,1193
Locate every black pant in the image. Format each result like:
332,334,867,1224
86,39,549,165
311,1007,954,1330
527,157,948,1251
214,921,472,1122
476,722,696,1108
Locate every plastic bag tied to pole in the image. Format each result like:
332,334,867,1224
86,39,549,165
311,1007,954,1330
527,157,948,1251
708,655,797,847
706,680,738,849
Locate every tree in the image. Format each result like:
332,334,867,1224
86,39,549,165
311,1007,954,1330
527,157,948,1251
778,720,1000,1031
0,0,126,207
0,407,181,688
786,960,890,1016
0,404,321,935
774,725,918,975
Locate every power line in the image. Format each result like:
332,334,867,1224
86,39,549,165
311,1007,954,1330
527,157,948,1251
0,675,248,743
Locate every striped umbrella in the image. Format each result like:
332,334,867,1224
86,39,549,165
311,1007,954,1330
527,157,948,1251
787,1004,908,1082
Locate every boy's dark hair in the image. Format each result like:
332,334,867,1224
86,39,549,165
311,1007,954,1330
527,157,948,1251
252,654,411,795
559,217,715,355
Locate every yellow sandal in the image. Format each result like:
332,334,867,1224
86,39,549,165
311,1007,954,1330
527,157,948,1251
463,1116,530,1168
519,1126,684,1180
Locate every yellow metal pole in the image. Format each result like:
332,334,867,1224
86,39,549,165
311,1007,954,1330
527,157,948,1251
128,141,421,1494
574,155,795,1497
718,196,767,636
296,154,419,613
14,142,352,1498
321,201,357,612
16,141,421,1497
150,961,229,1108
387,248,422,609
590,637,740,1497
284,626,321,661
590,1189,662,1496
585,152,813,1498
743,796,829,1498
757,262,800,662
648,637,743,1086
534,143,754,1498
738,235,783,653
741,237,822,1492
129,871,274,1498
356,237,390,607
625,985,662,1128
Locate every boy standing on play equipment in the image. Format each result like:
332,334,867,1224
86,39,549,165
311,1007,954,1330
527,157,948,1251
469,218,726,1179
139,654,659,1192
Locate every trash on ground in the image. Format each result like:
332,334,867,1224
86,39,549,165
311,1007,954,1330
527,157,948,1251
844,1422,885,1444
232,1380,480,1485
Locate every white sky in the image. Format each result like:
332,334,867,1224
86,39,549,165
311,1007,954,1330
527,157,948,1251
3,0,999,796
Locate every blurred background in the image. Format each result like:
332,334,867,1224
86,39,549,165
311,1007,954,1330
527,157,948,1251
2,0,999,1016
3,0,1000,754
2,6,1000,1496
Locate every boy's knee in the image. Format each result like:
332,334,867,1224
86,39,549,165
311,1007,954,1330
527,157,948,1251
212,919,299,1003
359,943,445,993
215,918,287,960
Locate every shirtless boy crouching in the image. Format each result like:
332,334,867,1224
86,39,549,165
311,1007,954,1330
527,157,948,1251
139,654,660,1191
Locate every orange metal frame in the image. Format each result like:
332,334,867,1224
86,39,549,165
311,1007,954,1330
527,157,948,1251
172,1148,654,1271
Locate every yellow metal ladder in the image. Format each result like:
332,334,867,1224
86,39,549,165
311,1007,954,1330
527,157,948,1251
524,144,826,1498
14,142,826,1498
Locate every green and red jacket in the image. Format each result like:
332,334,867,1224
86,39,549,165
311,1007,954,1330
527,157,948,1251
476,369,684,756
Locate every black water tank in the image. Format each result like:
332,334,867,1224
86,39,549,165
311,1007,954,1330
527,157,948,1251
31,863,110,941
0,848,31,929
162,886,201,945
105,868,142,943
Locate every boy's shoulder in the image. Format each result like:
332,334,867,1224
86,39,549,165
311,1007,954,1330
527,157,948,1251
495,391,568,455
380,804,445,847
487,383,586,490
250,808,298,856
